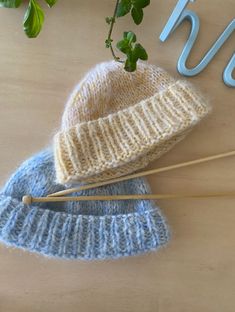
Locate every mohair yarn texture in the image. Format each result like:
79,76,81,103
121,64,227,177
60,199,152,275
0,149,170,260
54,60,211,184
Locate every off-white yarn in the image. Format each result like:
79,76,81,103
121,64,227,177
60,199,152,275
54,61,211,184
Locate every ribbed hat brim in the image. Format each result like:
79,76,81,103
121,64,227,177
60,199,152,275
0,194,170,260
54,80,211,184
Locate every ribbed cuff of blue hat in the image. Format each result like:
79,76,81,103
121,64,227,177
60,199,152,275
0,194,169,260
0,149,170,260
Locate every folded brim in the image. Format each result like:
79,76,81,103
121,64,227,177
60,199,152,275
0,194,170,260
54,80,211,184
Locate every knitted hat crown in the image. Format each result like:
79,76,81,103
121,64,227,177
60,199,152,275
54,61,211,184
0,149,169,260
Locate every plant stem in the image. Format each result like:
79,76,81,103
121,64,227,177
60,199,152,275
106,0,124,63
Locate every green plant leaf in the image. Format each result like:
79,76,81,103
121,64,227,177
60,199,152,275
133,43,148,60
23,0,44,38
123,31,129,39
124,57,137,72
44,0,57,8
116,38,130,53
106,0,150,72
126,31,136,43
0,0,22,8
131,6,143,25
134,0,150,8
116,0,131,17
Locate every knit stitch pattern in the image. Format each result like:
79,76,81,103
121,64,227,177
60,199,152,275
54,61,211,184
0,149,170,260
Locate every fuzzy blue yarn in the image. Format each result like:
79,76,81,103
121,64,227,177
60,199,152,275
0,149,170,260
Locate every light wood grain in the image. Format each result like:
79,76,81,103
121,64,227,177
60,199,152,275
0,1,235,312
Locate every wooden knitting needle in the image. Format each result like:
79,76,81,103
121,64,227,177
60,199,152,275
22,192,235,205
47,150,235,197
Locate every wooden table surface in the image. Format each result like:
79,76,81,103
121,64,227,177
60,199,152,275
0,1,234,311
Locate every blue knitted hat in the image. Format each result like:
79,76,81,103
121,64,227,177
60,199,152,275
0,149,170,259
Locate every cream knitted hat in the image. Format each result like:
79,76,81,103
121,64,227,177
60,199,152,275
54,60,211,184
